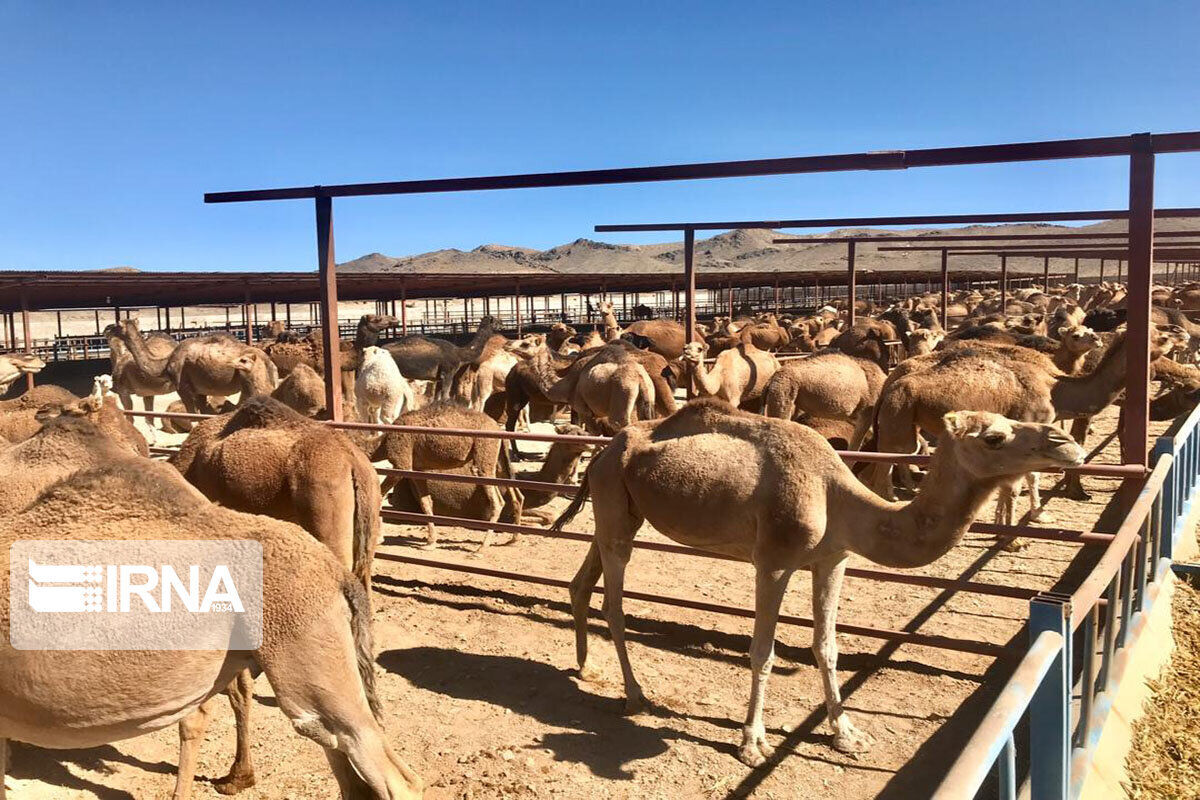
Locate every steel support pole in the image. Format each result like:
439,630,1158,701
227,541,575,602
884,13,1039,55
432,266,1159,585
1029,594,1072,798
1043,256,1050,289
1099,258,1106,282
401,281,408,335
846,241,857,327
515,281,522,335
1000,255,1008,309
315,196,343,421
940,248,949,330
1123,137,1155,468
683,228,696,400
20,291,34,390
1118,260,1123,283
1074,257,1080,283
243,290,253,345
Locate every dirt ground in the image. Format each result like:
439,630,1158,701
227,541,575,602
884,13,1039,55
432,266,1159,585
4,405,1175,799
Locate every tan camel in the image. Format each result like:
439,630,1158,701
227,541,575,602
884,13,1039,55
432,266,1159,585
681,341,778,410
553,349,656,434
549,342,675,426
0,385,80,443
267,362,328,417
906,328,943,356
0,453,423,800
372,401,520,549
869,331,1176,501
553,399,1082,765
102,323,176,414
596,299,700,359
388,423,591,526
762,351,886,449
0,353,44,395
737,315,792,351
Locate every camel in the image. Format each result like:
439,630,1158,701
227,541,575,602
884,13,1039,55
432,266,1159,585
763,351,886,450
167,396,382,794
596,300,700,359
372,401,520,549
681,342,779,410
388,423,591,526
0,384,80,443
171,396,380,588
551,341,676,421
267,362,327,417
502,342,575,458
736,315,792,352
102,323,176,415
0,353,44,395
457,334,541,412
356,345,414,424
547,322,577,352
548,345,657,435
906,328,943,356
868,331,1175,502
263,313,397,379
385,316,497,400
831,320,897,372
0,450,423,800
552,399,1083,765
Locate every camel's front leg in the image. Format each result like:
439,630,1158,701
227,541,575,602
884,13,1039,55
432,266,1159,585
413,479,438,548
738,565,795,767
174,697,216,800
811,557,872,754
213,669,256,795
597,541,644,714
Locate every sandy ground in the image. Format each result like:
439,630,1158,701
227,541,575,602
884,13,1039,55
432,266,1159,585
4,403,1174,799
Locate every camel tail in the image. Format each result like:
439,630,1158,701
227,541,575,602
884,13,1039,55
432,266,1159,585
349,456,380,589
763,376,798,421
636,368,655,421
341,576,384,722
550,471,590,532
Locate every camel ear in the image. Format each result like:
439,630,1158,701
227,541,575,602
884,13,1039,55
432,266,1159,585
1057,326,1070,337
942,411,982,439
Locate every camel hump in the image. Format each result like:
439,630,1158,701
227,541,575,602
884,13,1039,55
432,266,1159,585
224,395,309,432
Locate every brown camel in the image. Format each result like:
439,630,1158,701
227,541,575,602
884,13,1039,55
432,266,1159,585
553,399,1082,765
388,423,591,526
372,401,520,549
550,342,676,424
830,320,897,372
869,331,1176,502
763,351,886,449
0,453,423,800
502,341,574,458
0,384,80,443
549,345,656,435
263,313,397,378
547,322,577,352
737,315,792,351
596,300,700,359
0,353,44,395
102,323,176,414
167,396,381,795
263,361,328,417
681,341,778,410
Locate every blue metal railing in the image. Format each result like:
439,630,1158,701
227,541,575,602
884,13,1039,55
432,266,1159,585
936,397,1200,799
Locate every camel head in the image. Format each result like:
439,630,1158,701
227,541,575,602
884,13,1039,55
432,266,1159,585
91,374,114,400
505,334,545,358
359,345,391,367
940,411,1084,480
680,341,708,364
361,314,398,332
231,351,277,397
907,329,943,356
1152,324,1190,358
595,300,615,316
2,352,45,375
1058,325,1103,354
266,320,287,338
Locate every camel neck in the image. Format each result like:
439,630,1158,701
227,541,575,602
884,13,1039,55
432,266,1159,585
841,443,1002,569
687,359,718,397
1050,338,1127,418
122,328,170,377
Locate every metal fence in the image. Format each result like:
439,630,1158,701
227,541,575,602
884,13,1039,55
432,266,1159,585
934,397,1200,799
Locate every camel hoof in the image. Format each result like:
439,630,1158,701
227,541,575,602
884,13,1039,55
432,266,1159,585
1066,487,1092,502
1002,537,1029,553
1029,510,1055,524
623,693,647,716
212,770,256,795
832,723,873,755
736,742,773,768
577,663,603,683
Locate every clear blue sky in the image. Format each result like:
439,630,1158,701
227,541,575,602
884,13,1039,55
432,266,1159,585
2,0,1198,271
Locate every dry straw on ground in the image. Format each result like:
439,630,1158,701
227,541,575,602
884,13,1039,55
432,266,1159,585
1126,577,1200,798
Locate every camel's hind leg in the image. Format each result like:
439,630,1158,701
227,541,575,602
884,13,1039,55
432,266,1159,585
569,543,604,681
738,564,795,767
173,697,216,800
811,557,872,754
412,478,438,549
474,484,513,552
212,669,256,795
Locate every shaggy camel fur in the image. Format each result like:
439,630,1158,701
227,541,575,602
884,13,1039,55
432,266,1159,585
548,345,656,435
0,353,44,395
906,328,943,356
736,315,792,351
267,362,327,417
550,341,676,422
831,320,897,372
681,342,778,410
373,401,520,549
553,400,1082,765
172,397,380,588
388,423,590,526
102,323,176,414
263,313,397,378
356,345,414,424
386,316,497,399
0,385,80,443
0,454,423,800
763,351,886,450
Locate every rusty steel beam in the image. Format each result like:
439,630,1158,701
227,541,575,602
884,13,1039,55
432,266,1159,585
1000,255,1009,308
1123,136,1155,467
20,290,33,390
846,241,857,327
207,132,1200,204
315,196,343,421
940,248,949,329
375,550,1006,657
775,230,1200,245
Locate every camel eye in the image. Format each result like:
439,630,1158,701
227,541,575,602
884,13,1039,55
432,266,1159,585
982,432,1007,448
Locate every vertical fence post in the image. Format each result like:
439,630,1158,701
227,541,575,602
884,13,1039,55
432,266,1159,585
683,228,696,400
846,241,857,327
20,289,34,391
1000,255,1008,310
1123,134,1155,469
1029,594,1072,799
315,194,343,422
940,248,949,330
